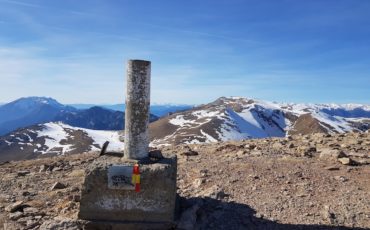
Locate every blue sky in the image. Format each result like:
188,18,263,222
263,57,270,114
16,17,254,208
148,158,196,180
0,0,369,104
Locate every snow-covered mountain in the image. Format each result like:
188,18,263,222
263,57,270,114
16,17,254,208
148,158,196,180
1,97,369,162
149,97,370,146
0,97,76,135
0,97,158,135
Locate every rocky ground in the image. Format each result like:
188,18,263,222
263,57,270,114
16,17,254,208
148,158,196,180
0,132,369,229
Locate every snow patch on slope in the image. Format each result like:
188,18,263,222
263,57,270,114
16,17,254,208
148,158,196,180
38,122,74,154
169,115,189,126
200,129,218,143
82,128,123,151
36,122,124,154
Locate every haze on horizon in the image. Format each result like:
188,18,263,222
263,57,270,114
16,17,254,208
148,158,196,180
0,0,369,105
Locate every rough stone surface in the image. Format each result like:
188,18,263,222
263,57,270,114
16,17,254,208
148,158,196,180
39,217,82,230
124,59,151,160
78,156,177,223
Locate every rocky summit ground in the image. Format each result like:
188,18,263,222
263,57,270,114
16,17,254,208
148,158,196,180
0,132,369,230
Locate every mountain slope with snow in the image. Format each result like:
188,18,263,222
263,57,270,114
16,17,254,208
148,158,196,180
0,97,159,135
0,97,76,135
1,97,369,161
0,122,124,162
149,97,370,145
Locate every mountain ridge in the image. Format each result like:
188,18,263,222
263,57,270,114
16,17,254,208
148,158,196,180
68,103,193,117
1,96,369,162
149,97,370,145
0,97,159,136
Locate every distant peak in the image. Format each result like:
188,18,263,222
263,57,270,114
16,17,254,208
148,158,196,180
28,96,59,104
8,96,64,109
88,106,108,111
213,96,255,104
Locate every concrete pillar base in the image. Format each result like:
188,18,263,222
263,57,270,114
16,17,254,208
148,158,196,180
78,156,177,226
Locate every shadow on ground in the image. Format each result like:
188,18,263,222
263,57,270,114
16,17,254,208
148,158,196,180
178,196,369,230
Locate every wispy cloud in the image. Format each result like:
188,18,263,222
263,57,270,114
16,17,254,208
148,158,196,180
0,1,368,104
0,45,124,103
0,0,42,8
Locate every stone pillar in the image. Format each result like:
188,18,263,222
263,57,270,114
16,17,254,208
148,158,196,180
124,60,151,160
79,60,177,229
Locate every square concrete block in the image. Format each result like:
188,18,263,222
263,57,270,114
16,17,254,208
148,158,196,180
78,156,177,223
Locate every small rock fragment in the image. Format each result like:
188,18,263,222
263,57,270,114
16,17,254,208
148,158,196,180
302,146,316,157
51,182,66,190
200,169,208,177
338,157,352,165
245,144,256,150
68,194,81,202
250,150,262,156
181,150,198,156
5,201,24,212
17,170,30,177
236,150,245,157
193,178,205,188
26,219,40,229
39,164,48,172
321,205,336,224
52,167,63,172
201,185,228,200
334,176,348,182
22,191,31,196
9,211,23,220
23,207,39,215
319,149,346,160
324,166,340,171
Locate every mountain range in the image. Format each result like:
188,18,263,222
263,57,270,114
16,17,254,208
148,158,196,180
149,97,370,145
0,97,190,136
69,103,193,117
0,97,77,136
0,96,369,162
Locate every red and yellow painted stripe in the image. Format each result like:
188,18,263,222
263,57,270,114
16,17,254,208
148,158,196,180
132,163,140,192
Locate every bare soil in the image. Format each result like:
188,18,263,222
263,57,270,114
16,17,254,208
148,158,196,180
0,132,369,229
